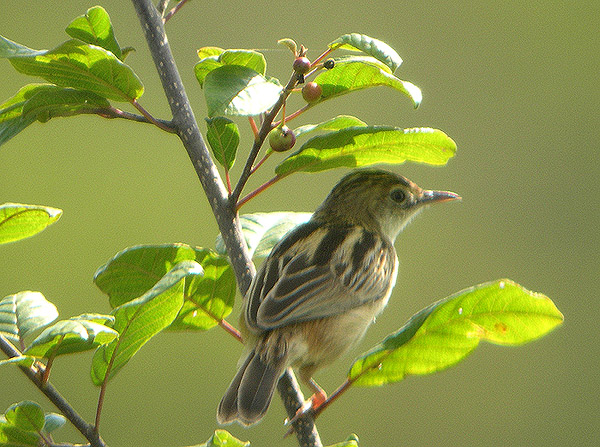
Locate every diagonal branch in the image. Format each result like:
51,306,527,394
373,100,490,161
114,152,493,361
130,2,322,446
0,335,106,447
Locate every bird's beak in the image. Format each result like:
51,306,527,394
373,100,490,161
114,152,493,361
418,189,461,205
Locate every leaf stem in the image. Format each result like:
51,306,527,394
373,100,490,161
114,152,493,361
131,99,177,132
97,106,176,132
163,0,190,23
248,116,259,139
273,103,313,127
225,170,232,194
236,175,283,210
0,335,107,447
219,319,243,343
313,378,353,418
250,151,272,175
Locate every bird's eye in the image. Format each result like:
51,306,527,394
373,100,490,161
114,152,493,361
390,189,407,203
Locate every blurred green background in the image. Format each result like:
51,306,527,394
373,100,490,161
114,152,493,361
1,1,597,446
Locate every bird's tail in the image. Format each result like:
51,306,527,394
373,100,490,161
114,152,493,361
217,348,287,426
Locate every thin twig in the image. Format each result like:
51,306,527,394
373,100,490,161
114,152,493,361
131,99,177,132
96,106,176,132
163,0,190,23
131,2,322,445
0,335,106,447
231,72,301,204
237,175,282,210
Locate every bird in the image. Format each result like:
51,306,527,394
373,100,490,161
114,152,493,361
217,169,460,426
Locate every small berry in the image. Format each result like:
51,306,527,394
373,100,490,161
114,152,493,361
323,58,335,69
293,57,311,75
302,82,323,103
268,126,296,152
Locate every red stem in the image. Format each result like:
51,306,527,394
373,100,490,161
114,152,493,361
248,116,259,139
236,175,282,210
250,151,272,175
163,0,190,23
219,319,243,343
131,100,175,133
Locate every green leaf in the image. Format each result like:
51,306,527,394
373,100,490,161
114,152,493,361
0,203,62,244
205,116,239,170
0,419,39,446
0,84,110,147
0,36,44,58
329,33,402,72
90,260,203,385
0,356,36,368
169,249,236,331
275,126,456,176
5,401,44,432
94,243,198,308
24,315,118,357
65,6,123,59
195,48,266,87
349,279,564,387
0,292,58,342
42,413,66,434
1,37,143,102
313,56,421,107
293,115,367,139
204,65,282,117
215,212,313,259
193,429,250,447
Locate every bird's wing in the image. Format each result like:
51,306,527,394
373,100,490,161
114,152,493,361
244,223,397,331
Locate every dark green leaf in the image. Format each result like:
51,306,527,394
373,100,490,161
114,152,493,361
349,279,564,387
169,249,236,331
313,56,421,107
24,315,118,357
0,292,58,342
1,37,143,102
275,126,456,176
5,401,44,432
0,203,62,244
90,261,202,385
329,33,402,72
205,116,239,170
42,413,66,434
293,115,367,139
204,65,282,117
195,48,266,87
94,243,198,307
193,429,250,447
215,212,313,259
65,6,122,59
0,84,110,146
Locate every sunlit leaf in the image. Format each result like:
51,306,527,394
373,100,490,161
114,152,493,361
65,6,123,59
195,48,266,87
90,261,202,385
349,279,564,387
5,401,44,432
204,65,282,117
1,37,143,102
0,203,62,244
313,56,421,107
205,116,239,170
193,429,250,447
169,249,236,331
24,315,118,357
94,243,198,307
0,356,36,368
0,292,58,342
293,115,367,139
275,126,456,176
215,212,313,259
329,33,402,72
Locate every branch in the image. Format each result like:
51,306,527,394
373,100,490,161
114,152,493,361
0,335,106,447
130,2,322,446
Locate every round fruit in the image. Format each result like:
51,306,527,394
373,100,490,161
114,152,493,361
268,126,296,152
323,58,335,69
302,82,322,103
293,57,311,75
